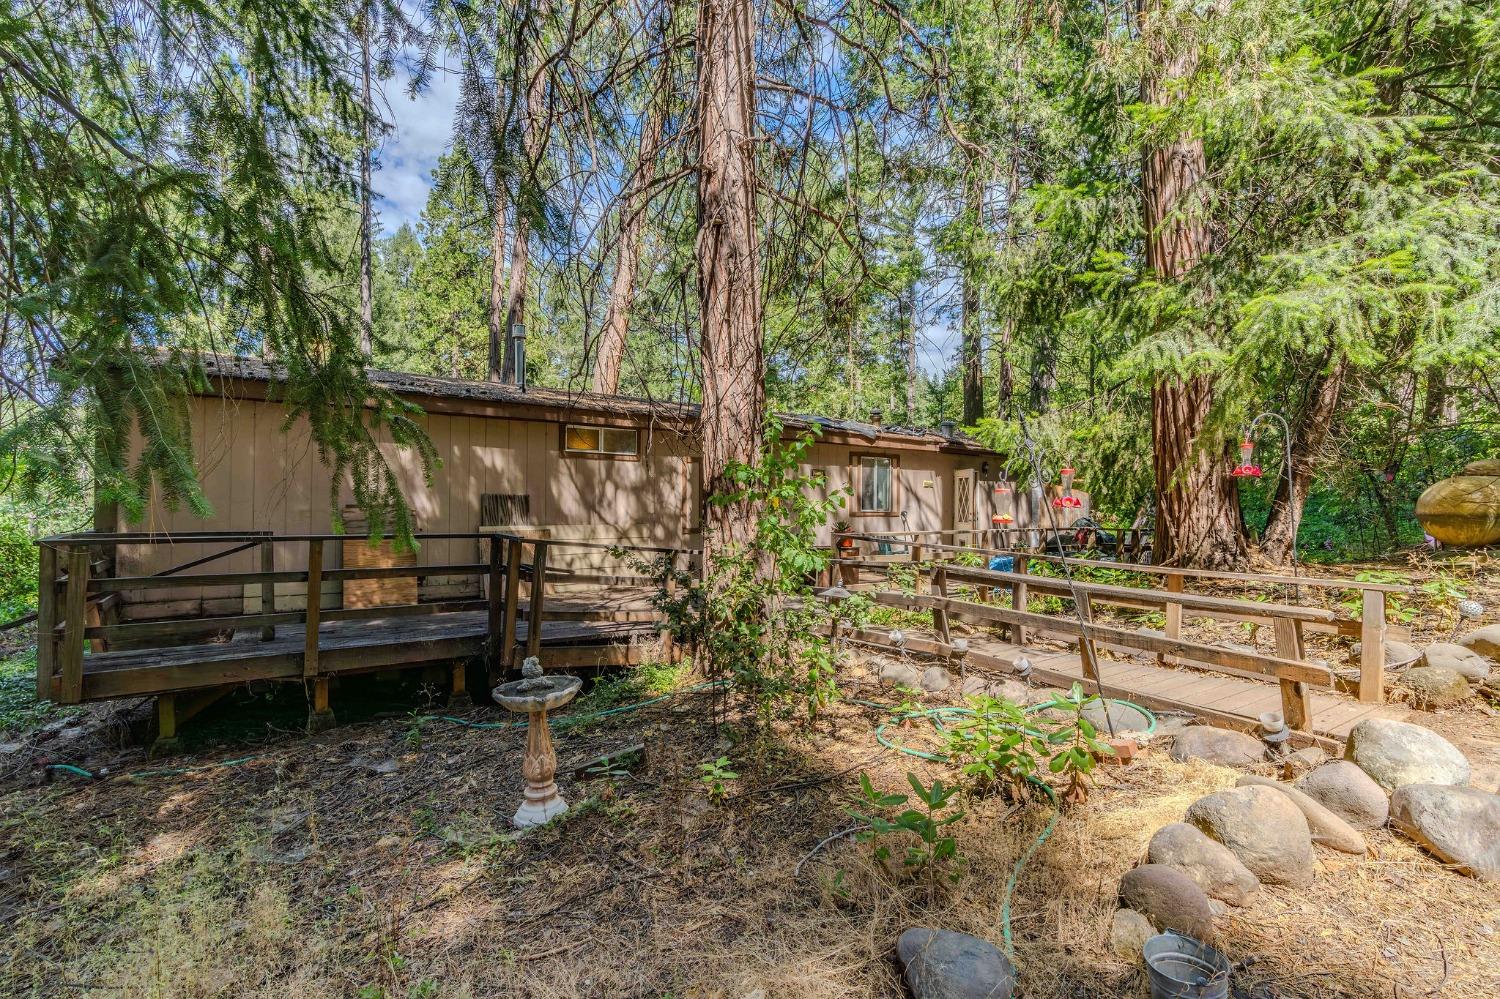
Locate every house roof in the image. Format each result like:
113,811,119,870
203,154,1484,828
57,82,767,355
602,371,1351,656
192,352,997,455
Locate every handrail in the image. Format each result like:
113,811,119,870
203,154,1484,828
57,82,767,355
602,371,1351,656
833,531,1410,593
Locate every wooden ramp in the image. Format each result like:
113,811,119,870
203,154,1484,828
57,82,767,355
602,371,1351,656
964,635,1408,745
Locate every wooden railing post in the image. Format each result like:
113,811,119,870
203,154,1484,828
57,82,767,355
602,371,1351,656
1274,617,1313,731
486,536,504,683
59,548,90,704
1160,570,1184,665
526,540,548,661
659,551,679,662
35,544,59,700
260,539,276,641
931,564,951,644
1076,592,1103,694
303,540,323,677
1011,557,1029,645
501,537,522,669
1359,589,1386,704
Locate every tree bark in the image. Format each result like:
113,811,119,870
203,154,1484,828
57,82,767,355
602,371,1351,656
695,0,764,555
357,2,374,359
959,169,984,426
592,55,669,395
1140,0,1244,569
995,142,1020,420
502,65,546,383
487,67,511,381
901,269,918,422
1261,358,1347,564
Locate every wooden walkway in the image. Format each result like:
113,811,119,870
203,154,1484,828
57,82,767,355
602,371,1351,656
74,611,658,701
964,635,1408,745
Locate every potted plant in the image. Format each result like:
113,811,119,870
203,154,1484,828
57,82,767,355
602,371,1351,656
833,520,857,554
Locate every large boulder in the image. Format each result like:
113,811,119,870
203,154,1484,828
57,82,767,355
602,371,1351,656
1345,718,1470,792
896,928,1016,999
1236,775,1368,855
1400,666,1472,709
1169,727,1265,768
1146,822,1260,905
1118,865,1216,940
1423,643,1492,683
878,661,921,689
1389,784,1500,882
1460,624,1500,660
1294,761,1390,830
920,666,954,693
1186,785,1315,886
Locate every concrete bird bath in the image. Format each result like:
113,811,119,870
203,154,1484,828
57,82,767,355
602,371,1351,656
493,657,582,828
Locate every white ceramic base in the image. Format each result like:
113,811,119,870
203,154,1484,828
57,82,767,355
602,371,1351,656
512,793,568,828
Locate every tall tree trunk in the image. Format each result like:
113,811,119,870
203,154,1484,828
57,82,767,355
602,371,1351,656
503,65,546,383
1141,0,1244,569
695,0,763,554
959,170,984,426
846,319,862,417
901,274,918,422
487,66,511,381
358,3,374,359
1261,358,1347,564
995,141,1020,420
592,54,669,395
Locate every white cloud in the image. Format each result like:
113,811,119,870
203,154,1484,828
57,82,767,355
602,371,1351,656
373,60,462,232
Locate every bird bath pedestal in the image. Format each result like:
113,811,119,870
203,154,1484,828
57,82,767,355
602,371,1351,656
492,658,583,828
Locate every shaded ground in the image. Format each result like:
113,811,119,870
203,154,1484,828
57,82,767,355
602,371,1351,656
2,645,1499,998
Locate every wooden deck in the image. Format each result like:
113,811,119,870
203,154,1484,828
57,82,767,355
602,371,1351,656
962,636,1407,745
72,610,660,701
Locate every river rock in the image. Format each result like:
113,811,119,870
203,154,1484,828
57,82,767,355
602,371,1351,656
896,927,1017,999
1118,865,1216,940
1109,909,1155,960
1295,761,1390,829
1146,822,1259,905
1423,643,1492,682
1345,718,1470,792
1280,746,1329,779
1186,785,1315,886
1401,666,1472,709
1169,727,1265,768
920,666,953,693
1236,775,1367,854
1390,784,1500,881
879,661,922,689
1352,640,1424,669
1460,624,1500,660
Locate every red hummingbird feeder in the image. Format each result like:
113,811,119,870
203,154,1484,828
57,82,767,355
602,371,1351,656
992,481,1015,525
1052,465,1082,508
1230,439,1263,478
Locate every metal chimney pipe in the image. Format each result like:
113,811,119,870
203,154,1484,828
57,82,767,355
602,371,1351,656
510,323,527,391
938,418,956,439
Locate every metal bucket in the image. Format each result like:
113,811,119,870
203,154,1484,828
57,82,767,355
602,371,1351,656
1143,931,1231,999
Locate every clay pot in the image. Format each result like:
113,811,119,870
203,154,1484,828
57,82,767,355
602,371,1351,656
1416,474,1500,546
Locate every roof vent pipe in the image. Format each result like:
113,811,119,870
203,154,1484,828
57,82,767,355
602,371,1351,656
938,418,956,439
510,323,527,391
869,408,883,429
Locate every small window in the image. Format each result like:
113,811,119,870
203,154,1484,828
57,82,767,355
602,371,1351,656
855,454,896,513
563,424,640,457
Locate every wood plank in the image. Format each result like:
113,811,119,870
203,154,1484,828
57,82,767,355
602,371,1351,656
303,540,322,678
1274,617,1313,732
1359,590,1386,704
59,549,90,704
35,544,58,700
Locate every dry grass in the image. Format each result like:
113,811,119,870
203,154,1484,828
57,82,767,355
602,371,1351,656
3,645,1499,999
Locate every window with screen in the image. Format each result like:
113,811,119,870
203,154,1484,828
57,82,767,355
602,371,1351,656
563,424,640,457
855,454,896,513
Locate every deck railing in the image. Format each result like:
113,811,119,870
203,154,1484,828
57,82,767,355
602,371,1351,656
832,531,1408,707
35,530,698,707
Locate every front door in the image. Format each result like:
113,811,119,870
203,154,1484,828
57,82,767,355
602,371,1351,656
954,468,977,547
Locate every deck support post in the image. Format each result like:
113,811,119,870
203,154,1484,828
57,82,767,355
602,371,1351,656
1358,589,1385,704
152,694,180,755
449,661,471,709
1076,593,1104,694
303,540,323,678
931,565,952,644
59,549,90,704
526,541,548,662
307,677,335,733
1274,618,1313,732
658,551,679,663
35,544,59,701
